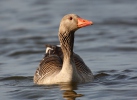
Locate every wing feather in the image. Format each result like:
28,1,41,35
34,55,62,83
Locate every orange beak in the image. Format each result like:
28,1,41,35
77,17,93,28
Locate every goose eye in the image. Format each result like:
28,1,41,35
69,17,73,20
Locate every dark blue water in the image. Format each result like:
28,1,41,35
0,0,137,100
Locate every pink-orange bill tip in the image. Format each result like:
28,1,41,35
77,17,93,28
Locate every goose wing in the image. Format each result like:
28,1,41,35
44,45,93,80
73,53,93,80
33,47,62,83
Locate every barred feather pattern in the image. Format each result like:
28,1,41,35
33,55,62,83
33,14,93,84
59,31,74,59
73,54,93,81
42,45,93,82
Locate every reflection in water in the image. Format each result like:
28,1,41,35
1,0,137,99
59,83,83,100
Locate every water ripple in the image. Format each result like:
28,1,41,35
0,0,137,100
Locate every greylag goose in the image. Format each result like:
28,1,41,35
34,14,93,85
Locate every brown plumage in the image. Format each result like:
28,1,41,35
45,45,92,80
33,14,93,85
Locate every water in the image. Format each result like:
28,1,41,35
0,0,137,100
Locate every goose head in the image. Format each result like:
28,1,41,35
59,14,93,33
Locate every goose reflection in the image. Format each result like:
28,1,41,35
59,83,83,100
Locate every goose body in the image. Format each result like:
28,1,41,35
33,14,93,85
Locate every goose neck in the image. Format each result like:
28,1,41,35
59,31,75,60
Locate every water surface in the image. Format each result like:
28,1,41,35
0,0,137,100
